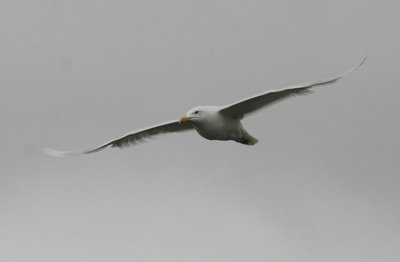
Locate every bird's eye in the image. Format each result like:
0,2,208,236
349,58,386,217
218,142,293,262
194,111,199,114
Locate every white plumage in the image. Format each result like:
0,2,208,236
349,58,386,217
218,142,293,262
44,57,366,157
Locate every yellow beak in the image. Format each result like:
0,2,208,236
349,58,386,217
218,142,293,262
179,116,191,123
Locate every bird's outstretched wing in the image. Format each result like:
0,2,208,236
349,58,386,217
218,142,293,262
44,120,193,157
219,57,366,119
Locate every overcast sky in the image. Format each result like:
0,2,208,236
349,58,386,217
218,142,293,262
1,1,399,261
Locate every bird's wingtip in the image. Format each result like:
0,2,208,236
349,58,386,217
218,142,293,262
351,56,367,71
43,148,80,157
359,55,367,66
339,56,367,78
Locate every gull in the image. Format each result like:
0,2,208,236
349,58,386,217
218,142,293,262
44,57,366,157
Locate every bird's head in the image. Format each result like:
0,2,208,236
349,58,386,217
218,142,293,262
179,106,213,124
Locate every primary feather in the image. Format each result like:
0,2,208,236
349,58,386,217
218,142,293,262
44,120,193,157
219,57,366,119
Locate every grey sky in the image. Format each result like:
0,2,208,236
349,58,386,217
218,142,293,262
1,1,399,261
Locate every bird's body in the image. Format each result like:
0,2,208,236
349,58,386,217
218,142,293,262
44,57,366,157
191,107,233,141
187,106,258,144
194,112,243,142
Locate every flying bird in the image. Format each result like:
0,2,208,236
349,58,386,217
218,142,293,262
44,57,366,157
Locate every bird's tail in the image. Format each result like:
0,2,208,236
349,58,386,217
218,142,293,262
238,130,259,145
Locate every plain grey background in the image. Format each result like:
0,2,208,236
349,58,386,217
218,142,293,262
1,1,399,261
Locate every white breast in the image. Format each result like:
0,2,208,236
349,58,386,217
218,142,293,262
193,111,243,141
